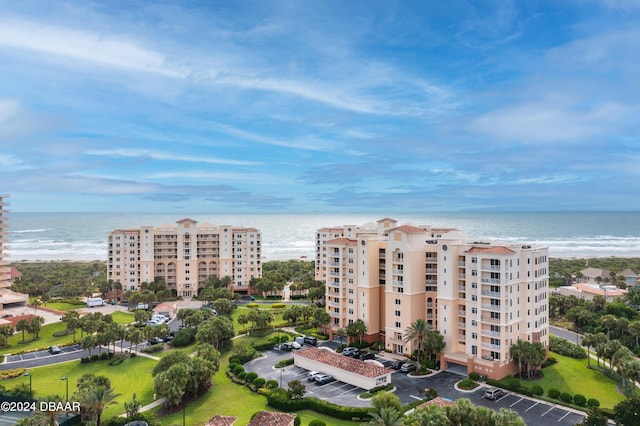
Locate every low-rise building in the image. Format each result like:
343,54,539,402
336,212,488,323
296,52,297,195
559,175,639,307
294,347,392,390
247,411,296,426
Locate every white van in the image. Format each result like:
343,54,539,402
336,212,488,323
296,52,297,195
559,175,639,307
87,297,104,307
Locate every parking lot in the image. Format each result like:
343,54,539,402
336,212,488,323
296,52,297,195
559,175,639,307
4,344,83,363
246,345,587,426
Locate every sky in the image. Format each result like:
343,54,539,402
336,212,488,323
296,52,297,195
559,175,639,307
1,0,639,213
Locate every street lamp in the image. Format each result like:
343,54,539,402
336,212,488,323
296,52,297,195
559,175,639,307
24,372,32,400
61,376,69,403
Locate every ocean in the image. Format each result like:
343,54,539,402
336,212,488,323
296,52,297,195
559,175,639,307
6,212,640,262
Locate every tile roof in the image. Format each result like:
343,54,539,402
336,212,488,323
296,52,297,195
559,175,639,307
417,396,455,409
376,218,397,223
431,228,459,233
326,237,358,245
247,411,296,426
295,348,392,378
389,225,428,234
465,246,515,254
206,415,238,426
574,283,627,297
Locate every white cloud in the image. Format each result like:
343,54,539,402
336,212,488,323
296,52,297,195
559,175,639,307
0,18,186,77
85,149,260,166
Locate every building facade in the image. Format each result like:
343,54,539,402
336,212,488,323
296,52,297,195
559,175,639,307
108,218,262,298
0,195,28,310
316,218,549,379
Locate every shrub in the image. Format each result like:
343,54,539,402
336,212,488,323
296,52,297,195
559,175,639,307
272,303,286,309
232,343,258,364
549,335,587,359
266,388,371,421
294,416,301,426
265,379,279,389
247,303,259,308
587,398,600,407
457,378,479,390
233,365,245,375
309,421,326,426
541,357,557,368
172,327,196,347
229,357,241,365
531,385,544,396
573,394,586,406
468,372,481,381
548,388,560,399
141,344,163,353
245,372,258,383
0,368,26,380
238,372,247,381
425,388,438,400
275,358,295,368
560,392,573,404
80,357,91,364
91,354,100,361
109,355,125,366
253,378,266,388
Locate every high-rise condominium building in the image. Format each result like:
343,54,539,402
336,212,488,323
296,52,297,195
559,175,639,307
316,218,549,379
0,195,28,310
108,218,262,298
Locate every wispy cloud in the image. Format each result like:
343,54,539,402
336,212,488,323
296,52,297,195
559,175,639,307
85,149,260,166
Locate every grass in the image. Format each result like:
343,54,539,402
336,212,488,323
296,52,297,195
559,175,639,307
43,302,85,312
2,322,78,355
1,356,156,420
230,306,289,334
109,311,135,325
156,332,358,425
499,353,626,408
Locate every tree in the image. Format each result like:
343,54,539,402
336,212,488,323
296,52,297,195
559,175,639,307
582,333,596,368
404,319,430,371
313,308,331,332
423,329,445,365
368,406,404,426
237,314,248,332
336,328,346,346
77,385,120,426
16,319,28,342
613,397,640,426
154,364,189,409
510,339,527,378
371,392,403,413
577,407,609,426
123,393,141,419
82,334,98,357
28,316,45,340
405,404,449,426
129,328,142,352
286,380,306,400
61,310,80,342
346,319,367,345
601,314,617,340
213,298,232,315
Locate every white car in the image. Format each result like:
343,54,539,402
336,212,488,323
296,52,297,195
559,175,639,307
290,341,302,349
307,371,321,381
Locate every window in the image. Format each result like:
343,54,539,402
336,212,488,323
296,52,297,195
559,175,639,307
395,310,401,316
395,299,401,305
395,321,401,328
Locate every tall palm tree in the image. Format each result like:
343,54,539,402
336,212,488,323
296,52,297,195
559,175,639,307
582,333,596,368
368,407,404,426
78,386,120,426
404,319,429,371
510,339,527,378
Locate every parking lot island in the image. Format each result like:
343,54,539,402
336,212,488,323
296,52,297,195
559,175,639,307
294,347,392,390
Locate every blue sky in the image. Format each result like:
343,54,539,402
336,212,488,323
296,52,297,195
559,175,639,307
1,0,639,213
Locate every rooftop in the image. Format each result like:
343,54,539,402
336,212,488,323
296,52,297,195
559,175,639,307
205,415,238,426
295,348,391,378
465,246,516,255
247,411,296,426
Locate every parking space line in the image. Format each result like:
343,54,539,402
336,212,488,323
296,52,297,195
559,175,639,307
557,411,571,422
497,394,509,402
526,402,539,412
542,406,554,416
410,395,423,401
339,387,357,396
510,397,523,407
330,383,350,391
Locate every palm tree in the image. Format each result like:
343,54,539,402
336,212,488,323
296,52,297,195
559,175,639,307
601,314,617,340
129,328,142,353
510,339,527,378
16,319,28,342
336,327,346,346
368,407,404,426
78,385,120,426
404,319,429,371
582,333,596,367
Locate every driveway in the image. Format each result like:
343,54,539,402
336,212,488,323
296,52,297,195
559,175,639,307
246,346,586,426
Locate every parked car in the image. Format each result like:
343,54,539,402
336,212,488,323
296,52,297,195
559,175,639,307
148,337,163,345
48,345,62,355
389,360,404,370
484,388,506,400
314,374,334,385
359,351,375,360
400,362,416,373
303,336,318,346
342,347,358,357
307,371,321,382
145,320,159,326
162,335,173,342
275,343,293,352
290,341,302,350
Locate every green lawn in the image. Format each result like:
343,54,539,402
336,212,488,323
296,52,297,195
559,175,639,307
2,322,78,355
2,356,156,420
230,306,289,334
157,349,358,426
44,302,85,312
499,353,626,408
110,311,135,325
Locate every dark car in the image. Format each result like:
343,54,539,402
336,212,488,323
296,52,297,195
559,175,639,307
359,351,375,361
148,337,162,345
389,360,404,370
48,345,62,355
162,335,173,342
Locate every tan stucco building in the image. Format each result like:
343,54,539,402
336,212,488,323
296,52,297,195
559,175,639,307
316,218,549,379
0,195,28,310
107,218,262,298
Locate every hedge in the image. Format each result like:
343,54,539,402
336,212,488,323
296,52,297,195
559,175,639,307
548,388,560,399
531,385,544,396
549,336,587,359
267,388,371,421
560,392,573,404
587,398,600,407
573,394,586,406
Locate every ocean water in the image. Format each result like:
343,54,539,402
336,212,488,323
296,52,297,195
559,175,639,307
5,212,640,262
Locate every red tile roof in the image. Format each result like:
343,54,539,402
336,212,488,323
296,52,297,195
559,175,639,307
247,411,296,426
206,415,238,426
465,246,515,254
326,237,357,245
295,348,392,378
377,218,397,223
418,397,455,409
389,225,427,234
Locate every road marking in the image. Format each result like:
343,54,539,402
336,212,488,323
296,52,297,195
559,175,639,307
497,393,509,402
510,398,523,407
410,395,423,401
526,402,539,412
331,382,350,391
558,411,571,422
339,387,357,396
542,406,554,416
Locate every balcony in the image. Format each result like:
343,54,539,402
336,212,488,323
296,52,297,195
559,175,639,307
458,335,466,342
425,279,437,285
458,261,466,267
481,316,502,324
458,323,466,329
481,343,501,351
481,264,501,271
458,310,466,316
481,290,501,298
458,274,466,279
481,304,505,312
481,278,500,284
458,286,466,292
425,268,437,273
481,330,501,337
393,280,404,286
393,269,404,275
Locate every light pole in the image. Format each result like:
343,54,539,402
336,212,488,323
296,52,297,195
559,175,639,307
24,372,32,399
280,368,284,388
61,376,69,403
